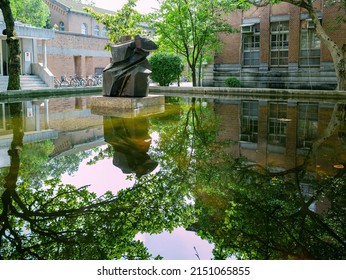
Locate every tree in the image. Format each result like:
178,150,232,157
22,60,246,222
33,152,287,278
150,97,346,259
9,0,50,28
148,0,234,86
188,102,346,259
84,0,145,47
0,103,196,259
149,52,183,86
241,0,346,90
0,0,21,90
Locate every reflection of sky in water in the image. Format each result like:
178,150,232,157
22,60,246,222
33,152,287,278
61,147,213,260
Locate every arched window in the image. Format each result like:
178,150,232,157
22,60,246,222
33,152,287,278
94,25,100,36
81,23,88,35
59,21,65,31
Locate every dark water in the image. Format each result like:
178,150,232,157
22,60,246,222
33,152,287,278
0,94,345,260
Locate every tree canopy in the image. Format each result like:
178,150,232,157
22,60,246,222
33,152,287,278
149,52,183,86
148,0,234,86
84,0,145,47
9,0,50,28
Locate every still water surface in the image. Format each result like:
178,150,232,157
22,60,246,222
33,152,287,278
0,93,345,259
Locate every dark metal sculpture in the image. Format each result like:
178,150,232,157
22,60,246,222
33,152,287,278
103,35,158,97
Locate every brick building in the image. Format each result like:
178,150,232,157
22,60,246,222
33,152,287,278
43,0,113,79
1,0,113,88
204,2,346,90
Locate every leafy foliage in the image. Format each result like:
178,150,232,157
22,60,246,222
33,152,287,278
9,0,50,28
2,99,346,260
224,76,241,87
149,52,183,86
84,0,145,47
148,0,234,86
0,102,196,260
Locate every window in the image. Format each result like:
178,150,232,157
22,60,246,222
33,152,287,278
81,23,88,35
268,102,287,147
59,21,65,31
102,27,107,37
241,101,258,143
300,19,321,66
297,103,318,148
94,25,100,36
270,21,289,66
242,23,260,66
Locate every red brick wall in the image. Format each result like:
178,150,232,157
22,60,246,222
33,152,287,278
39,32,111,79
288,5,301,64
216,11,243,64
217,2,346,66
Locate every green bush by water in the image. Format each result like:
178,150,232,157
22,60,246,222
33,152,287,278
149,53,183,86
225,76,241,87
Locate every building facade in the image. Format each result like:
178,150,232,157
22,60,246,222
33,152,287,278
44,0,113,79
204,2,346,90
1,0,113,88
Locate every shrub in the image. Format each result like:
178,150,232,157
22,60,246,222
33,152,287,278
225,76,241,87
149,53,182,86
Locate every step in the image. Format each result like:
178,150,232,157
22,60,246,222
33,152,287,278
0,75,48,91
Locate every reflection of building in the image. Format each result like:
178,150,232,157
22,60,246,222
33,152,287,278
204,1,346,89
214,99,346,174
213,98,345,213
0,101,58,168
43,96,104,157
0,97,104,167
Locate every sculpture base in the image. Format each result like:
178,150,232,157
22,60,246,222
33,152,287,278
91,95,165,118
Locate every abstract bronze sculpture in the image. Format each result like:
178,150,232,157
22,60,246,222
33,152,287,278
103,35,158,97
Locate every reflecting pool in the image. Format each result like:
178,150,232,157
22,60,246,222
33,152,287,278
0,93,345,260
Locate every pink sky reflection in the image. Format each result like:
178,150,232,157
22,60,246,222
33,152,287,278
61,153,213,260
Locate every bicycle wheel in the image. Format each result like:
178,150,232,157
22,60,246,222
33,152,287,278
79,78,86,87
70,78,78,87
60,80,69,87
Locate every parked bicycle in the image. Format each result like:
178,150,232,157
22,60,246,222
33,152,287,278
71,74,87,87
86,74,103,86
53,74,102,88
54,76,61,88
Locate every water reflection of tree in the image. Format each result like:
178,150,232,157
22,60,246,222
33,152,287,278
0,103,194,259
189,102,346,260
4,99,345,260
151,99,346,260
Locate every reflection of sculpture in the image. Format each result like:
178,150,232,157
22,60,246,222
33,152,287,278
103,35,158,97
103,116,158,177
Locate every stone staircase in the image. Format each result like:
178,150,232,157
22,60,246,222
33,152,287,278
0,75,48,91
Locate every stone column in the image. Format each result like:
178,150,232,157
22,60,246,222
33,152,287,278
44,100,49,129
42,39,47,68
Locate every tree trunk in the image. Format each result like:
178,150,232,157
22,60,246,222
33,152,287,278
307,6,346,91
0,0,21,90
191,67,197,86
